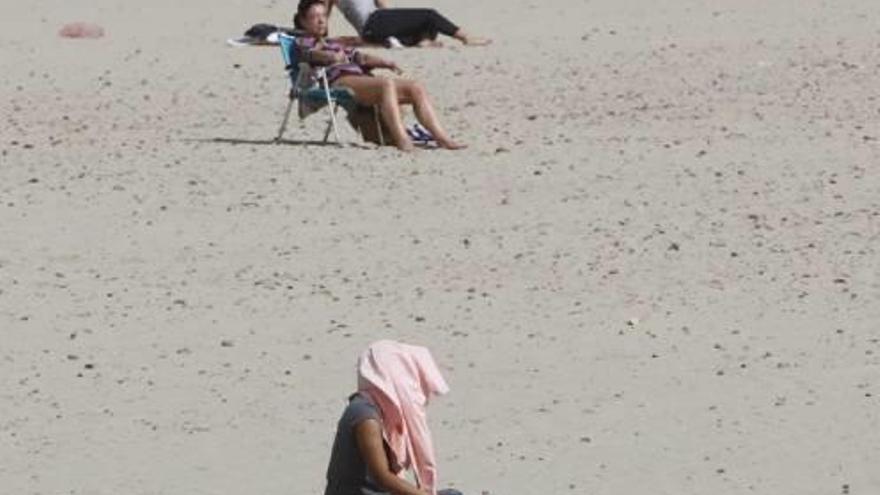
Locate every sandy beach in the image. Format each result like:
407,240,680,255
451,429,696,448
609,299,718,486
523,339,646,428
2,0,879,494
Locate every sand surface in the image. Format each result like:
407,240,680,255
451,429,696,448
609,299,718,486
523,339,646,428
2,0,880,494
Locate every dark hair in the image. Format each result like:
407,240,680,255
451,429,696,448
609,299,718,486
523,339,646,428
293,0,326,30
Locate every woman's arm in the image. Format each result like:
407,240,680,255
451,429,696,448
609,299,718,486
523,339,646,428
375,0,391,8
304,49,347,66
298,39,348,66
327,35,367,47
355,419,428,495
354,51,402,74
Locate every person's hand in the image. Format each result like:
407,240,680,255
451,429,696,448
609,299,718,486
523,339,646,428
387,61,403,75
334,51,349,64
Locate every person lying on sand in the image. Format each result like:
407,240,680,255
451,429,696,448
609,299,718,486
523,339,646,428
326,0,490,48
324,340,462,495
295,0,466,150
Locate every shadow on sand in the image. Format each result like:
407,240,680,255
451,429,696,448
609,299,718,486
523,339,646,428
190,137,374,149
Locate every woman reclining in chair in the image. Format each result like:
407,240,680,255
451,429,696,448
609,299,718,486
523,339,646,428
294,0,466,151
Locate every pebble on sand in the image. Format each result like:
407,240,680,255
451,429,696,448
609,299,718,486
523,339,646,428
59,22,105,39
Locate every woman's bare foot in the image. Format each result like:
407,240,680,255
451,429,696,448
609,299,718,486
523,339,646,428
461,35,491,46
437,138,467,150
452,29,492,47
397,139,416,152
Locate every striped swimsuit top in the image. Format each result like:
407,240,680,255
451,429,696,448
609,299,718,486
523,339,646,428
297,36,366,84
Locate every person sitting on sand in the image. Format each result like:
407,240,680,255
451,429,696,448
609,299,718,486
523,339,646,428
324,340,460,495
295,0,466,150
326,0,490,48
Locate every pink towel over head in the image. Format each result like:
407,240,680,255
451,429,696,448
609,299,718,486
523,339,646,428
357,340,449,494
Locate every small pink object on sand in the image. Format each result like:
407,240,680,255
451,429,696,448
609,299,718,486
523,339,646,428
58,22,105,39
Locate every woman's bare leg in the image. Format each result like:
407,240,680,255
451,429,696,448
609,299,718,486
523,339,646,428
417,38,444,48
335,75,414,151
395,79,466,150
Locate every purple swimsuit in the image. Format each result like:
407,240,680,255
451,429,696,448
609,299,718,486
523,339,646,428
297,37,366,84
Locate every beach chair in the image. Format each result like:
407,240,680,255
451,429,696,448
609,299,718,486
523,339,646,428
275,32,354,144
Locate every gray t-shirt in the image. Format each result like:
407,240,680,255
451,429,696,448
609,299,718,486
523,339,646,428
336,0,377,35
324,393,390,495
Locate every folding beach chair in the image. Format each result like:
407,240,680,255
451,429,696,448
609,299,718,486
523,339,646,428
275,32,354,144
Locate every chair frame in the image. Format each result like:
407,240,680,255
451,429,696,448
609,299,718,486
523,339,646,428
274,32,385,146
275,32,344,144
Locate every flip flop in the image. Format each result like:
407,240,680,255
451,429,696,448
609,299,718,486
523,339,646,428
406,123,435,143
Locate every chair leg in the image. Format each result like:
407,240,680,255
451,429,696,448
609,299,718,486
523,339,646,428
275,97,294,143
322,104,336,143
320,71,342,144
373,106,385,146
